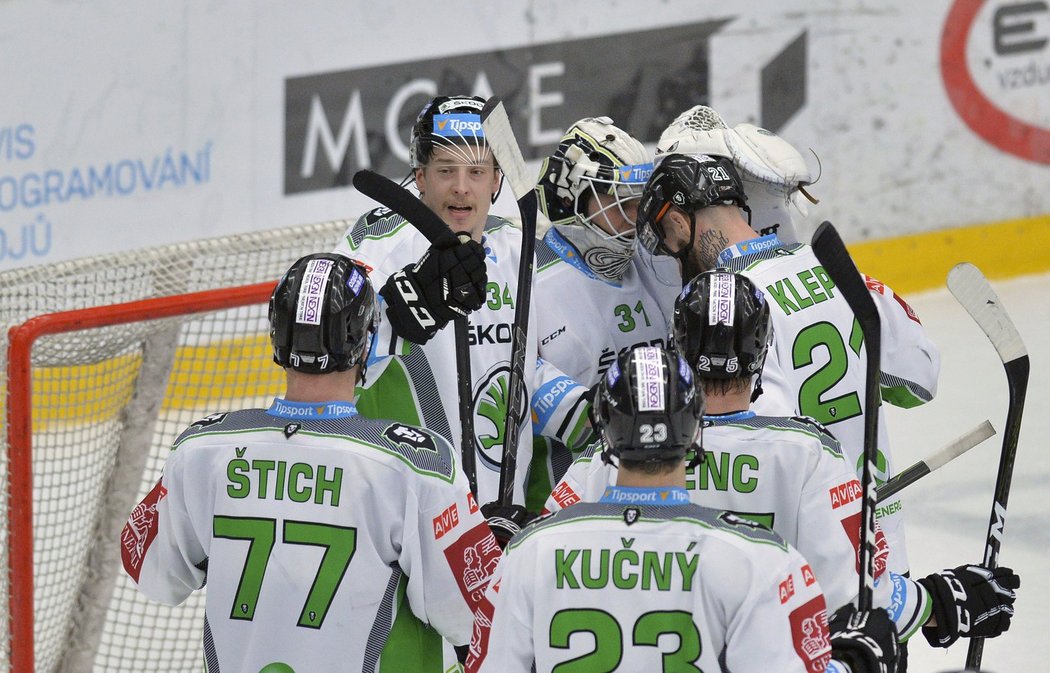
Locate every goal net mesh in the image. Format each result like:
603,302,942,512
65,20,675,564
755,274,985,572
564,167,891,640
0,219,349,673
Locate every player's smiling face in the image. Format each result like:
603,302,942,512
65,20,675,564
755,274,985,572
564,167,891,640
416,146,500,241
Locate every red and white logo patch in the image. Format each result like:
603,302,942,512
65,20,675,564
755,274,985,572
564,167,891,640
443,522,501,607
829,479,862,509
789,596,832,673
433,503,460,540
779,573,796,604
801,564,817,587
120,480,167,582
892,291,921,324
467,491,480,514
551,481,581,509
840,511,890,579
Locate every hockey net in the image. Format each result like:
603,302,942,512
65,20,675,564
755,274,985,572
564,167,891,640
0,219,348,673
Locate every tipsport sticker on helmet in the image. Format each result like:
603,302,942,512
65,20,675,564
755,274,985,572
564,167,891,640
432,113,485,139
617,162,654,184
296,258,334,325
708,272,736,326
633,347,666,412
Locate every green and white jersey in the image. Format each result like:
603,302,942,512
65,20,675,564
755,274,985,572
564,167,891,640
525,228,681,510
335,210,589,506
468,490,841,673
542,413,933,641
121,400,501,673
533,228,681,387
719,237,941,574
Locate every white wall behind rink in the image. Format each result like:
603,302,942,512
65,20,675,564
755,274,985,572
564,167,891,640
0,0,1047,270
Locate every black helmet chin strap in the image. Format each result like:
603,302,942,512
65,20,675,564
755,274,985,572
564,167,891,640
750,372,764,404
686,421,706,470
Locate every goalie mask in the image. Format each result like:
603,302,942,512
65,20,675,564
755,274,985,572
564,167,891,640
636,153,749,260
673,270,771,383
656,105,811,243
536,117,654,280
594,346,703,463
409,95,490,169
270,253,379,377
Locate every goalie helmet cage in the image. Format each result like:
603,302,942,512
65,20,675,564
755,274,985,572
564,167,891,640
0,219,348,673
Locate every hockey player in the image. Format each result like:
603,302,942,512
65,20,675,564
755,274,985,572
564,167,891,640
468,345,900,673
333,95,588,514
635,148,941,579
528,117,679,507
544,270,1020,651
120,253,501,673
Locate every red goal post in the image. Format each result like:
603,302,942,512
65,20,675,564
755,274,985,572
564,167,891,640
0,219,348,673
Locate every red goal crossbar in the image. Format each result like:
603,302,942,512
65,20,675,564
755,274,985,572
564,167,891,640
6,280,275,673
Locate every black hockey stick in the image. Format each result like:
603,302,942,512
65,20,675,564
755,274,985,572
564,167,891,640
810,221,881,611
352,169,479,498
947,262,1030,670
876,420,995,502
481,96,538,508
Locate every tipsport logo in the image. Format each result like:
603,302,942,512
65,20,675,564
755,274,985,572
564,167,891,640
617,162,654,184
433,114,485,138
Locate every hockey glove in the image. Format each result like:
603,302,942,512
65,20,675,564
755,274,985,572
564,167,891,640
418,239,487,320
917,563,1019,648
379,239,487,344
829,604,899,673
480,502,536,548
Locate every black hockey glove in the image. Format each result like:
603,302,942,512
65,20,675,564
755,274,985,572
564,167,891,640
480,502,536,548
379,239,487,344
829,604,899,673
917,563,1019,648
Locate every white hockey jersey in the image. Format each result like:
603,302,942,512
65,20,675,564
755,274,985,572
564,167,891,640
334,210,589,505
121,400,501,673
542,413,932,641
468,488,843,673
718,236,941,574
533,227,682,387
525,228,681,508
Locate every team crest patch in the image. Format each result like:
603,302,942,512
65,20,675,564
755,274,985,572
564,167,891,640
191,412,227,428
623,507,640,526
383,423,438,454
283,423,301,439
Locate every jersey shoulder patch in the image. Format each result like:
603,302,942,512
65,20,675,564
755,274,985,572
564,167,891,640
172,409,265,448
349,417,457,481
345,207,411,251
483,214,518,234
534,233,562,272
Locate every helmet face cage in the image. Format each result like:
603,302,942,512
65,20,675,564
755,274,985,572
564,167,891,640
672,270,771,380
409,95,491,169
636,153,748,258
537,118,654,247
270,254,379,375
595,346,704,463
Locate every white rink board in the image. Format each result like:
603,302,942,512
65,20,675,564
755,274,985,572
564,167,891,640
0,0,1048,270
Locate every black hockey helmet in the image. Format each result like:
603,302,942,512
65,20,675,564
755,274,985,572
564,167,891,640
673,269,771,380
409,95,489,168
270,253,378,375
636,153,748,258
594,345,704,463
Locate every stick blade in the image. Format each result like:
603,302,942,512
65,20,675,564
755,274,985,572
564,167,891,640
481,97,534,200
947,262,1027,363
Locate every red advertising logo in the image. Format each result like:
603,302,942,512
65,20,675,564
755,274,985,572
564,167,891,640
120,480,167,582
942,0,1050,163
801,564,817,587
779,573,796,604
443,522,502,607
433,503,460,540
551,481,581,509
789,596,832,673
828,479,863,509
840,511,890,579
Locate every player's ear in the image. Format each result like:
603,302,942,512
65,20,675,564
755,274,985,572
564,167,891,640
414,167,427,195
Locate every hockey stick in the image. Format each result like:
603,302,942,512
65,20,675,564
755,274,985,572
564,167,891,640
947,262,1030,670
481,97,539,508
876,420,995,502
810,221,880,612
352,169,479,497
